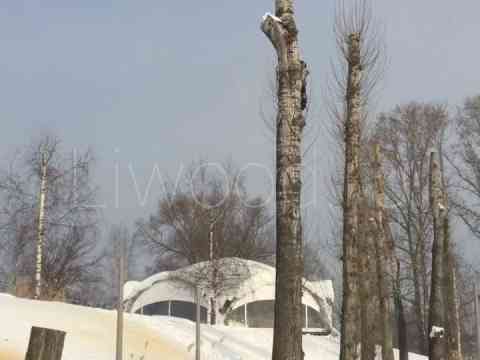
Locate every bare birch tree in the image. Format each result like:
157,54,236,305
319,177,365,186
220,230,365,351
0,135,101,301
260,0,308,358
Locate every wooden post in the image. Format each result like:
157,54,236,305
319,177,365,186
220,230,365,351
25,326,65,360
195,285,201,360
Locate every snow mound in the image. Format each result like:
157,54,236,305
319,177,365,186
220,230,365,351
0,294,187,360
0,293,428,360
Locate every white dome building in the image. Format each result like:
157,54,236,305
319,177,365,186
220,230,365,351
124,258,334,330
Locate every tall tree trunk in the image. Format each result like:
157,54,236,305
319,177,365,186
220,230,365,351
209,225,217,325
340,32,363,360
35,153,48,300
394,258,408,360
439,137,463,360
261,1,308,359
373,144,395,360
359,201,376,360
408,200,428,354
428,151,446,360
443,214,462,360
412,254,428,354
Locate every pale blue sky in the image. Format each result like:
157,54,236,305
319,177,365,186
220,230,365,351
1,1,480,260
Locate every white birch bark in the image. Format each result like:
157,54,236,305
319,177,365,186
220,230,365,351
35,152,48,300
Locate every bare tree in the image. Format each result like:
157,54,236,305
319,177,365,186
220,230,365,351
0,135,101,301
374,103,449,353
451,95,480,238
102,224,138,308
136,160,274,270
327,2,384,359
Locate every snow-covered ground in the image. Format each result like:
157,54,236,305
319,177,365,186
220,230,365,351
0,293,426,360
0,293,187,360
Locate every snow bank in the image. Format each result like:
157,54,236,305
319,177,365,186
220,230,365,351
0,294,188,360
0,293,428,360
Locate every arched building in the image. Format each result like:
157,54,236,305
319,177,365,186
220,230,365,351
124,258,334,330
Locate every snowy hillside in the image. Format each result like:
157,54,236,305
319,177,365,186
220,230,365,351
0,293,187,360
0,293,426,360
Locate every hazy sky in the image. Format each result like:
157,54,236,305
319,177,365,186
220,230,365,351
1,1,480,260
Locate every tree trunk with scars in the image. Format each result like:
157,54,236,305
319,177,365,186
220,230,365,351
340,32,363,360
359,200,376,360
442,202,462,360
428,150,446,360
261,1,308,359
443,218,462,360
373,144,395,360
35,152,48,300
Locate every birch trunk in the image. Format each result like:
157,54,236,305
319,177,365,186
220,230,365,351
261,1,308,359
340,32,363,360
428,151,446,360
35,153,48,300
373,144,395,360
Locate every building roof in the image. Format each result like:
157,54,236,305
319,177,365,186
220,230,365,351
124,257,334,326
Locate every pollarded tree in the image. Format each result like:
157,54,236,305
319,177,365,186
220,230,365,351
327,2,384,359
260,0,308,358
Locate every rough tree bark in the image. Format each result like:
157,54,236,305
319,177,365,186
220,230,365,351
373,144,395,360
340,32,363,360
261,1,308,359
428,150,446,360
394,258,408,360
359,200,377,360
35,151,48,300
443,205,462,360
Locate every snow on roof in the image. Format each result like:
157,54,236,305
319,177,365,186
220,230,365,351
124,258,334,316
